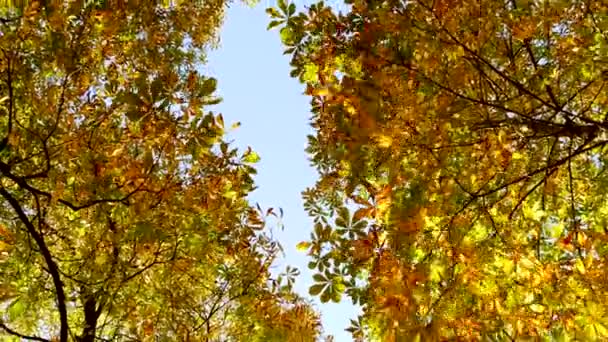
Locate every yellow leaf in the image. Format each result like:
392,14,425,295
585,252,595,269
575,258,586,274
378,231,388,245
595,323,608,337
376,198,391,219
313,88,330,97
577,232,588,247
111,147,124,157
296,241,311,252
519,257,535,269
223,190,238,200
345,102,357,115
502,259,514,274
530,304,545,313
375,134,393,148
0,240,9,252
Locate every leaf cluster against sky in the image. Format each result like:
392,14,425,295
0,1,322,341
271,0,607,339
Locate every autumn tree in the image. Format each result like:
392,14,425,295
271,0,607,339
0,0,322,341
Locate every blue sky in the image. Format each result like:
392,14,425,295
205,2,356,341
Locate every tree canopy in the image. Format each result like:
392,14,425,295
2,0,607,340
0,1,322,341
272,0,607,339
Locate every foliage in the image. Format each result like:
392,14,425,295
0,1,322,341
271,0,607,340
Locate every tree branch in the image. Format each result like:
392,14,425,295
0,16,20,25
0,188,69,342
476,139,608,199
0,159,141,210
0,321,50,342
416,0,608,130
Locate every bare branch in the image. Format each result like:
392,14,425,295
0,321,50,342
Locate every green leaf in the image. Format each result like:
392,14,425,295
203,97,222,105
331,289,342,302
8,298,25,320
333,282,346,293
279,26,294,45
126,109,143,121
547,223,564,239
134,221,156,242
267,20,283,30
313,273,326,282
266,7,282,18
302,63,319,83
223,190,238,200
320,290,331,303
337,207,350,224
335,216,348,228
199,77,217,97
351,219,367,231
309,284,325,296
150,77,164,100
277,0,288,14
243,151,261,164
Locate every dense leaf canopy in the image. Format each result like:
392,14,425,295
2,0,607,340
0,1,322,341
272,0,607,340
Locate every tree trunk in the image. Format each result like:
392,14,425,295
80,296,101,342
